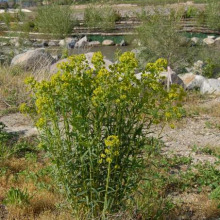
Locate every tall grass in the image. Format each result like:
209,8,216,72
205,0,220,31
35,4,77,38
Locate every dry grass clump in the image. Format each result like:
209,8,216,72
0,137,67,220
173,193,220,220
6,190,59,220
0,66,31,114
183,92,220,117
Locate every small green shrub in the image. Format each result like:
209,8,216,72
84,5,120,30
3,187,31,206
36,4,76,38
206,0,220,31
136,9,192,69
23,52,184,218
184,6,199,18
210,186,220,201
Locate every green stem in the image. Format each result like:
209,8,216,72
102,161,111,220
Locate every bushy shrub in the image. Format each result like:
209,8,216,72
35,4,76,38
23,52,184,218
206,0,220,31
184,6,199,18
136,10,192,70
84,5,120,30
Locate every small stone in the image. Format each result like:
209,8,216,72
207,35,215,39
75,36,88,48
191,37,199,45
102,39,115,46
203,38,215,45
119,39,127,46
88,41,101,47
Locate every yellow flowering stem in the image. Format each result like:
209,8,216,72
102,159,111,220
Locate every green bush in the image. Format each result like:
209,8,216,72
136,10,192,70
35,4,76,38
84,5,120,30
184,6,199,18
206,0,220,31
3,187,31,206
23,52,184,218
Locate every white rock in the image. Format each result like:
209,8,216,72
88,41,101,47
59,39,65,47
203,38,215,45
49,58,69,74
179,73,205,90
102,40,115,46
191,37,199,44
200,79,220,94
207,35,215,39
75,36,88,48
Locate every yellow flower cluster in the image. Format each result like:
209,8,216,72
91,51,105,68
104,135,120,147
119,52,138,69
146,58,168,73
99,136,120,165
35,117,46,128
19,103,29,113
35,97,51,113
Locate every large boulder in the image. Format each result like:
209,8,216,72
75,36,88,48
200,79,220,94
49,58,69,74
11,48,55,71
179,73,205,90
102,40,115,46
